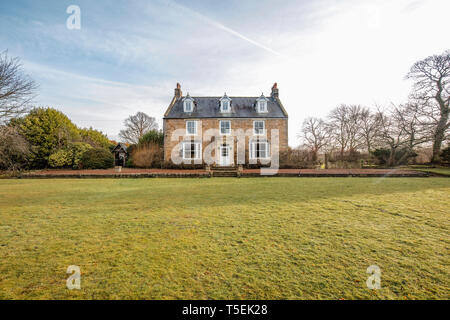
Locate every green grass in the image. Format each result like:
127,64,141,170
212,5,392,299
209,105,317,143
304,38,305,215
410,166,450,176
0,178,449,300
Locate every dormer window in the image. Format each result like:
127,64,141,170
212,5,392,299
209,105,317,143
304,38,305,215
220,93,232,113
183,94,194,113
256,94,268,113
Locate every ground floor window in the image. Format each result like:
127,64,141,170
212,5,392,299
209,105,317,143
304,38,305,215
182,142,202,160
250,141,270,159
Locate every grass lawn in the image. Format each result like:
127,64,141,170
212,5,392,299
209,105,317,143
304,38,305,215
410,166,450,177
0,178,449,300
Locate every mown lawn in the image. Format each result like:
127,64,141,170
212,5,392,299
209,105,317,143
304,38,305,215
0,178,448,300
410,167,450,177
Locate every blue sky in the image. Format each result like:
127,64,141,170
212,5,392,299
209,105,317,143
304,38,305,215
1,0,449,145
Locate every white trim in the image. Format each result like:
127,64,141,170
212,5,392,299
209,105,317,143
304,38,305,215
257,100,268,113
183,96,194,113
249,140,270,160
219,120,231,136
182,142,202,160
218,144,232,166
256,94,269,113
186,120,198,136
253,120,266,136
184,100,193,112
219,94,232,113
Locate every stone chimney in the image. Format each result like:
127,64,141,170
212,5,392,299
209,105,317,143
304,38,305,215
271,83,279,99
174,83,182,99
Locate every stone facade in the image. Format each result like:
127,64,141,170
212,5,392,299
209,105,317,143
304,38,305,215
163,118,288,165
163,83,288,167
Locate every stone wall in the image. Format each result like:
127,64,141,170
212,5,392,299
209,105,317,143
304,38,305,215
163,118,288,166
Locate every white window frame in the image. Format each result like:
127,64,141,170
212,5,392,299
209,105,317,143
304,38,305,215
256,95,268,113
258,100,267,112
219,120,231,136
221,100,230,112
184,100,193,112
253,120,265,136
220,95,232,113
182,142,202,160
249,141,270,160
186,120,198,136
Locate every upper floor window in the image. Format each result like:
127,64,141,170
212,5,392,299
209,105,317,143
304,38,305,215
220,120,231,135
220,93,232,113
183,94,194,112
186,120,198,135
254,120,265,135
256,94,268,113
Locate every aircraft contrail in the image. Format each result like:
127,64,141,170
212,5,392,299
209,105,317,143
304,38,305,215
163,0,287,59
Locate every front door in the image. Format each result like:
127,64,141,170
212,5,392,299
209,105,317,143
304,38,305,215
219,145,231,166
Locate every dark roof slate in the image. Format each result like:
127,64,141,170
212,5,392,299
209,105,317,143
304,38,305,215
112,143,127,153
164,96,287,119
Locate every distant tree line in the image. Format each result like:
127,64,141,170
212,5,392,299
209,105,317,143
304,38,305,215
299,50,450,166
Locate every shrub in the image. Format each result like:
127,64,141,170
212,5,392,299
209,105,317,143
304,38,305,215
79,148,114,169
139,130,164,146
48,149,72,168
0,126,30,171
441,146,450,164
79,127,111,148
14,107,80,168
161,161,204,169
279,147,315,169
131,143,163,168
371,148,417,166
48,143,93,169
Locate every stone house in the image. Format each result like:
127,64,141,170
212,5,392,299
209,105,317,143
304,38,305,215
163,83,288,167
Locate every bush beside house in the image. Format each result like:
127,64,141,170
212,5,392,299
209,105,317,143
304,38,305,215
79,148,114,169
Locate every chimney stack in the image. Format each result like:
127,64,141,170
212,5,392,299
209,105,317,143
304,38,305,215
271,82,279,99
174,83,182,99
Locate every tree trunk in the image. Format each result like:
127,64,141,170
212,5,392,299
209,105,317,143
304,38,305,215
388,147,397,167
431,110,449,163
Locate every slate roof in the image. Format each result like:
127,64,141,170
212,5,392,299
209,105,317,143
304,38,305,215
164,96,288,119
112,143,127,153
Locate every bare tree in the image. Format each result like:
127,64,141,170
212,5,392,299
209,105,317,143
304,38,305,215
359,107,382,154
328,105,349,157
299,117,329,162
407,50,450,162
376,107,406,166
327,104,365,157
119,112,158,144
0,126,30,171
393,103,430,153
375,104,428,166
0,51,38,124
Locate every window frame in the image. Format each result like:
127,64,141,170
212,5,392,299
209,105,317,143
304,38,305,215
253,120,266,136
219,120,231,136
256,95,268,113
184,100,193,112
220,95,232,113
186,120,198,136
249,141,270,160
221,100,230,112
182,142,202,160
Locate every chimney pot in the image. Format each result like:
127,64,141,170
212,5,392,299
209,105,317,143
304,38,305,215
271,82,279,98
174,83,182,99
